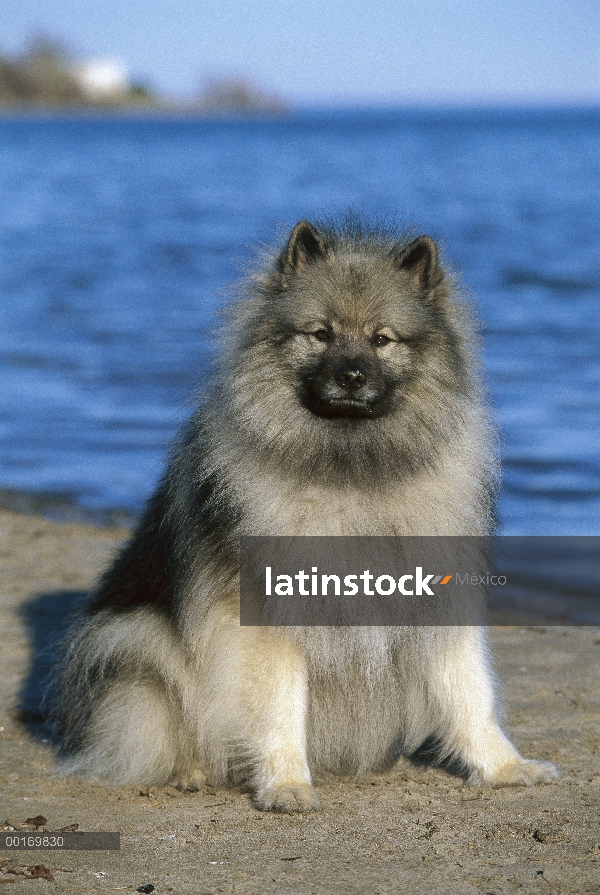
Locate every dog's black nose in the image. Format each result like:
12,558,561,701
334,366,367,389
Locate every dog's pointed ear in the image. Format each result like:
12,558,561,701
280,221,327,275
390,236,443,291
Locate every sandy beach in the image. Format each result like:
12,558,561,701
0,507,599,894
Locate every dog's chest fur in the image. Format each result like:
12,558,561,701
231,452,485,537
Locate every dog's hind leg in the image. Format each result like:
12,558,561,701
57,609,205,789
61,677,188,787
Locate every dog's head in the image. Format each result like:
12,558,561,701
218,218,478,484
270,220,462,422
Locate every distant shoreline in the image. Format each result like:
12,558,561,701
0,102,598,120
0,104,289,121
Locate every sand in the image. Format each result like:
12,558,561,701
0,508,599,894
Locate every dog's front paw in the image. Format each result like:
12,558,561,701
254,783,320,813
470,758,559,787
173,767,207,792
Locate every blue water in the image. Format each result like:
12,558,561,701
0,108,598,534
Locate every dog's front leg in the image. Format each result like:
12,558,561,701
203,621,319,812
247,630,319,812
251,635,319,812
429,627,559,786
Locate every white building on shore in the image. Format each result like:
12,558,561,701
72,59,129,99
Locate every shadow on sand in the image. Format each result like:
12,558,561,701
17,588,89,742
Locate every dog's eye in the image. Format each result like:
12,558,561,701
373,333,391,347
314,329,331,341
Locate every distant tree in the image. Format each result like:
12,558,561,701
16,35,85,105
198,76,286,116
127,81,154,102
0,56,30,104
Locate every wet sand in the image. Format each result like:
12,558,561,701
0,508,599,894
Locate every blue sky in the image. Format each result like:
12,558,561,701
3,0,599,104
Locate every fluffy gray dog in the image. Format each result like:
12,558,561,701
54,217,558,811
